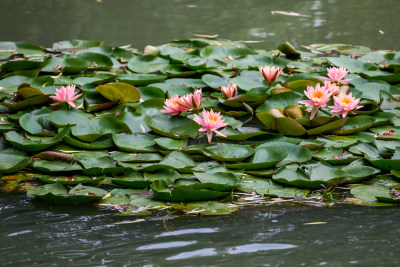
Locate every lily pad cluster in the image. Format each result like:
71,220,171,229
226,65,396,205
1,38,400,216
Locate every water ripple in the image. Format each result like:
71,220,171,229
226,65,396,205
156,228,218,237
137,241,197,250
227,243,297,255
166,248,217,260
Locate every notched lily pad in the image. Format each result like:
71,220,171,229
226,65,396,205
27,183,108,204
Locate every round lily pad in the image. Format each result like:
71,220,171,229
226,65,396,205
203,143,254,162
225,147,288,170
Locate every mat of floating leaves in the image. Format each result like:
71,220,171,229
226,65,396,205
0,38,399,215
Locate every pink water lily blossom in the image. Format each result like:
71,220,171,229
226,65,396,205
49,85,82,108
323,80,340,96
161,95,188,115
329,92,363,118
259,65,283,84
193,109,229,143
322,67,352,84
221,83,238,99
178,88,202,111
298,83,332,107
298,83,332,120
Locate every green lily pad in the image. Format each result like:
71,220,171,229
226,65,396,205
342,165,380,184
258,142,312,165
111,169,151,188
63,132,114,150
257,91,303,112
327,55,365,73
237,176,308,198
127,55,169,73
5,126,70,152
95,82,140,104
203,143,254,162
331,116,376,135
217,127,268,141
36,174,104,185
144,114,200,139
113,133,158,152
32,159,83,173
192,172,239,192
18,109,56,137
172,202,239,215
110,152,163,163
276,117,307,136
306,118,348,135
370,126,400,140
47,110,91,128
159,151,196,171
27,183,108,204
154,137,187,150
225,147,288,170
0,151,32,174
273,163,347,189
117,74,167,86
71,116,130,142
350,185,391,203
312,147,360,165
151,179,229,202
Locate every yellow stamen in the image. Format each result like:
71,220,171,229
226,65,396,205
341,98,351,104
313,91,324,99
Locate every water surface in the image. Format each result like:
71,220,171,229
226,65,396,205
1,195,400,266
2,0,399,50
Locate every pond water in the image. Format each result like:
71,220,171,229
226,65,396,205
2,194,400,266
2,0,399,50
2,0,400,266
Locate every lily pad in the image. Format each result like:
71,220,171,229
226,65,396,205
113,133,158,152
258,142,312,165
225,147,288,170
331,116,376,135
36,174,104,185
203,143,254,162
172,202,239,215
71,116,130,142
151,179,229,202
5,126,70,152
27,183,108,204
144,114,200,139
272,163,347,189
0,151,32,175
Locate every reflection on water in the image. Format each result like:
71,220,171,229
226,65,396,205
1,0,399,50
1,194,400,266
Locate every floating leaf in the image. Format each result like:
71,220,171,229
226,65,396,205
225,147,288,170
96,82,140,103
127,55,169,73
144,114,200,139
203,143,254,162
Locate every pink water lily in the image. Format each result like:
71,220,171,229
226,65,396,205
221,83,238,99
322,67,352,84
298,83,332,120
49,85,82,108
329,92,363,118
178,88,202,111
161,95,188,115
259,65,283,84
323,80,340,96
193,109,229,143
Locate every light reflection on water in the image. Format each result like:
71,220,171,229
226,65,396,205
1,195,400,266
1,0,399,50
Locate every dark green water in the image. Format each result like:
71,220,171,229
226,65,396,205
2,1,400,265
1,0,399,50
1,195,400,266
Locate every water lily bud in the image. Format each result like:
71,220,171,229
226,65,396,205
143,45,160,56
